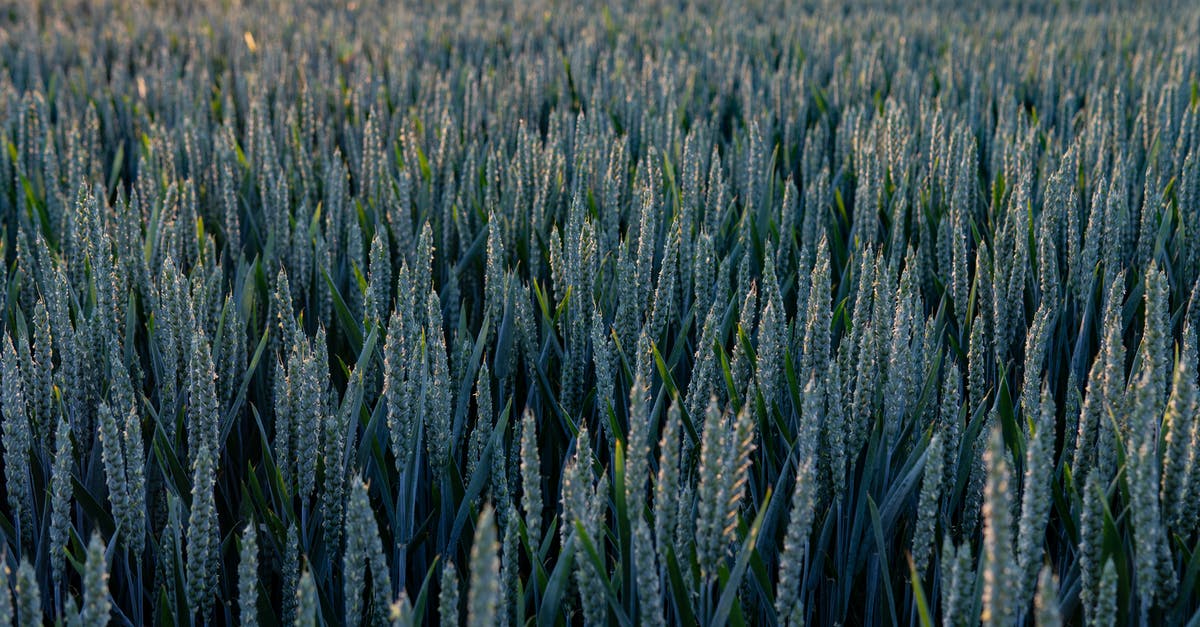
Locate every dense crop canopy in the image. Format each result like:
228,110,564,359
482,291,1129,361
1,0,1200,624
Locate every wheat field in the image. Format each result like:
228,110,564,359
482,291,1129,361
2,0,1200,625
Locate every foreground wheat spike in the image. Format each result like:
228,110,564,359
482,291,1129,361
98,402,131,542
520,406,544,547
440,560,460,627
696,397,728,579
81,532,110,625
499,509,520,627
1129,369,1177,613
281,524,300,625
384,306,416,475
1,334,33,543
654,401,682,563
1034,565,1062,627
632,513,665,627
940,535,972,627
1140,265,1171,418
625,373,653,511
468,362,493,488
123,403,147,556
776,456,817,627
982,427,1015,627
1161,326,1197,535
344,475,393,626
274,353,295,489
158,494,184,620
15,558,40,627
295,328,328,504
1079,470,1107,626
1094,559,1118,627
322,365,359,556
49,414,73,589
425,289,453,481
911,433,945,575
723,403,757,539
468,504,501,627
1017,387,1055,609
574,446,609,625
239,523,259,627
344,478,370,626
295,565,318,627
185,331,221,623
0,553,11,622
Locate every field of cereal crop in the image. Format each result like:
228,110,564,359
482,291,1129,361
2,1,1200,624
